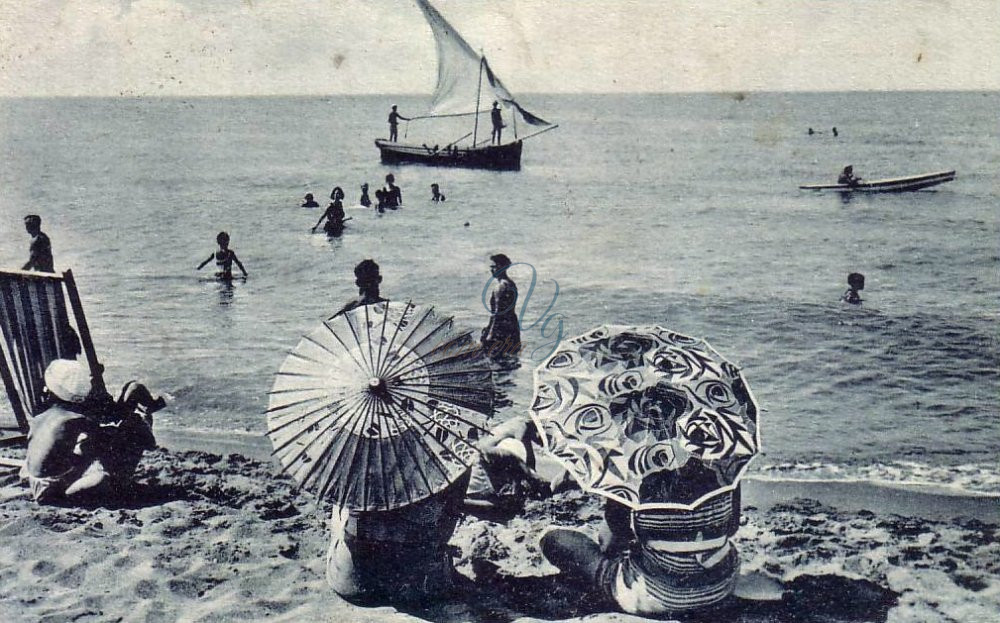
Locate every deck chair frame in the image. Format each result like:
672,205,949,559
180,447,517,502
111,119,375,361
0,269,105,440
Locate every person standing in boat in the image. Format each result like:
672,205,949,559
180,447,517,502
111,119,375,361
388,105,409,142
481,253,521,359
22,214,55,273
490,101,505,145
838,165,861,187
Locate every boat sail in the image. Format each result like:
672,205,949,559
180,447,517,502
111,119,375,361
375,0,557,171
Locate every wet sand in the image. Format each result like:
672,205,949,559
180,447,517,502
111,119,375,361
0,434,997,623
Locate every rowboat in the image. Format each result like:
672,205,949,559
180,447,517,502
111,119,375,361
374,0,557,171
799,170,956,193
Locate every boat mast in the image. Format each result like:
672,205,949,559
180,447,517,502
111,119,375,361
472,54,484,146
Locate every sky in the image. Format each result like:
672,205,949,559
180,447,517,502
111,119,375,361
0,0,997,97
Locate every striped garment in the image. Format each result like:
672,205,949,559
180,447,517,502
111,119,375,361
597,487,741,616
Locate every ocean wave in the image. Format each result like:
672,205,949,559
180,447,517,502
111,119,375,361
752,461,1000,496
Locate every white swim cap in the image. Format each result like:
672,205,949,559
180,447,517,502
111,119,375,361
44,359,93,403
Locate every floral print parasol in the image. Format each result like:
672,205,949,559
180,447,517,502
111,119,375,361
530,325,760,510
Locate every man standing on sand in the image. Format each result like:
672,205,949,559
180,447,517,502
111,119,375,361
22,215,54,273
388,105,409,142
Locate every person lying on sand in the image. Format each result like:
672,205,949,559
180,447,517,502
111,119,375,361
21,359,165,504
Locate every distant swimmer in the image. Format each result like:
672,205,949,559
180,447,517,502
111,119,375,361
431,183,446,202
832,127,839,137
22,214,54,273
808,128,815,135
842,272,864,305
838,165,861,187
490,101,505,145
359,183,372,208
302,193,320,208
388,105,409,142
197,231,248,280
313,187,347,235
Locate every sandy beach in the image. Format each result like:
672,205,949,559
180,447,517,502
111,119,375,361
0,432,997,623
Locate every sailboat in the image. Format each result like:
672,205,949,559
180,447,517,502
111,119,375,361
374,0,557,171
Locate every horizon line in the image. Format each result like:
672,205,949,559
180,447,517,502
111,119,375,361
0,88,997,100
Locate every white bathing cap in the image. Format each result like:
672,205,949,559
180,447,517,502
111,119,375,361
44,359,92,403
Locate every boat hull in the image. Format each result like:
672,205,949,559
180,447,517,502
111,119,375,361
375,139,523,171
799,170,956,193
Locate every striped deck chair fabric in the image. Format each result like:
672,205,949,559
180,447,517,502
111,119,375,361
0,269,102,434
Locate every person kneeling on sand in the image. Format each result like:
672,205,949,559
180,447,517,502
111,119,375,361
325,413,560,602
21,359,165,504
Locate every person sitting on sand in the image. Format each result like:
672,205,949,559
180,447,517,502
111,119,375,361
21,359,165,504
312,187,347,235
302,193,320,208
838,165,860,186
197,232,248,280
325,412,554,602
843,272,864,305
541,485,744,618
431,183,446,202
359,183,372,208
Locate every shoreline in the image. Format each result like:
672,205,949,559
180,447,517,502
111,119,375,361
156,426,1000,524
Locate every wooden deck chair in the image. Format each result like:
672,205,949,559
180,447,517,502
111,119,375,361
0,269,105,444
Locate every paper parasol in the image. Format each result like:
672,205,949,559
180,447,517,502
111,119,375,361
267,301,494,511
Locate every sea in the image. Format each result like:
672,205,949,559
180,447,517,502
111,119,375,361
1,92,997,496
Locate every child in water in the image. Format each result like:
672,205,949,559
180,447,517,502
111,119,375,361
197,232,248,280
359,183,372,208
302,193,320,208
842,272,864,304
431,183,446,202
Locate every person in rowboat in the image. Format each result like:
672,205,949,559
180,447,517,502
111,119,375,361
838,165,861,187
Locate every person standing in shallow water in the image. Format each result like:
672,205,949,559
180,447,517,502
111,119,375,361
481,254,521,359
359,183,372,208
332,259,388,318
197,232,248,280
22,215,54,273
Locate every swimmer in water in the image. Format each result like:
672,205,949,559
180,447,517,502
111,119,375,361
842,272,864,305
302,193,320,208
431,183,446,202
197,231,248,280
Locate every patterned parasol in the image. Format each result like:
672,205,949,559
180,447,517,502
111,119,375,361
530,325,760,511
267,301,494,511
